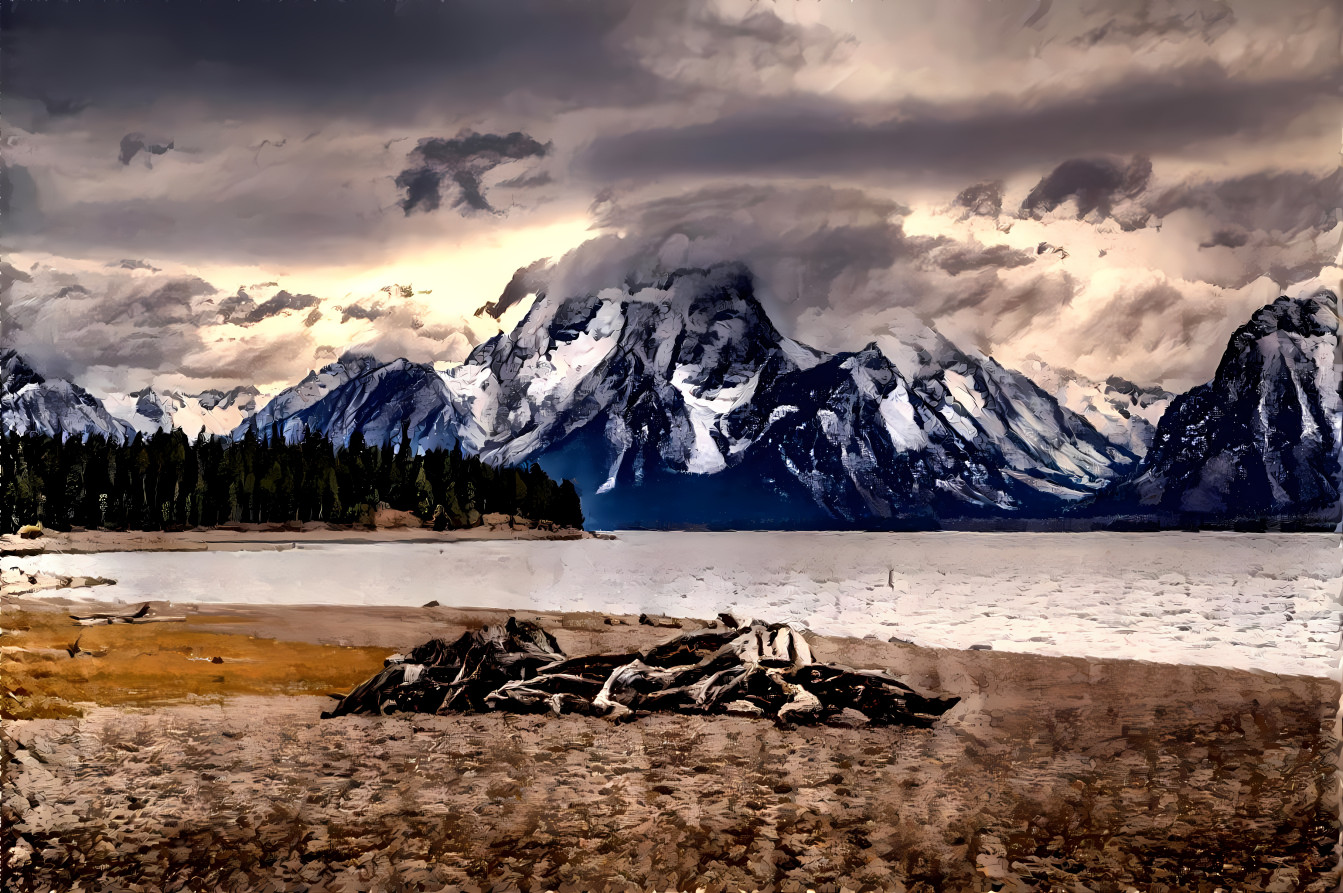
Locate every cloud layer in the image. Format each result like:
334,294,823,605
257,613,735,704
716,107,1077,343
1,0,1337,395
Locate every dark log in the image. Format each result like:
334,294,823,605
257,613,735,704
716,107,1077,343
484,674,605,715
640,627,742,667
69,603,151,621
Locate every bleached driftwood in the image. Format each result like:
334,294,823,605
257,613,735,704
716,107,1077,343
324,616,959,728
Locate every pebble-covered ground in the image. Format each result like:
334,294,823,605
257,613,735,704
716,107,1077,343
4,633,1338,893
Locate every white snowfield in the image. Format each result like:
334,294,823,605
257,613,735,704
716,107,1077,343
26,532,1340,679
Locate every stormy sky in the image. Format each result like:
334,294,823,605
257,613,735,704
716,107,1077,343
1,0,1339,396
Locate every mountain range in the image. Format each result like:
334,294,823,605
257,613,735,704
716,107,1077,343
3,266,1337,529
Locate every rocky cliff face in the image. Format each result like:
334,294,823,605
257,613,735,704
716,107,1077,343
1098,293,1340,525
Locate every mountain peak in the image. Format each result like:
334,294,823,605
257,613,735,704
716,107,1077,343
1101,292,1341,523
1244,293,1337,341
1,350,45,394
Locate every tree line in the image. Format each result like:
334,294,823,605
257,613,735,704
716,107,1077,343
0,427,584,535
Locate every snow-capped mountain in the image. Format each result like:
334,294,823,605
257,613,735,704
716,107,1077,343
1018,358,1173,457
884,327,1137,501
104,386,269,438
1096,293,1340,525
241,354,383,438
0,351,135,443
238,356,460,449
238,263,1139,527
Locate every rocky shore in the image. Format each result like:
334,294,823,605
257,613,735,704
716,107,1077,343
2,599,1338,892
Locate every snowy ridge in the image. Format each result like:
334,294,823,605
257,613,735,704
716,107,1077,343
104,386,269,438
1018,357,1173,457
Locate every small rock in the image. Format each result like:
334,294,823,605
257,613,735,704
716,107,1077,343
970,644,993,651
423,600,440,608
211,656,224,664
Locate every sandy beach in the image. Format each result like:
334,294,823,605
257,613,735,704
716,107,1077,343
2,593,1338,893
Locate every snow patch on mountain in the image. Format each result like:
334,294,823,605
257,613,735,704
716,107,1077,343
1018,358,1174,457
105,386,270,438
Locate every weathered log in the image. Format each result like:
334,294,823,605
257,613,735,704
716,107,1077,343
638,613,682,629
73,614,185,626
641,627,742,667
484,674,606,715
69,603,151,621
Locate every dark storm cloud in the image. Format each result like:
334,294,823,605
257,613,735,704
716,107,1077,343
99,277,217,327
118,133,174,166
953,182,1004,218
561,183,915,314
241,290,320,325
1020,157,1152,221
931,243,1037,277
2,0,657,117
497,172,554,190
478,258,552,320
216,290,257,324
340,304,387,324
396,132,551,215
108,259,161,273
216,288,319,326
0,163,40,233
1,269,221,380
1073,0,1236,47
578,65,1337,183
1147,168,1343,237
40,97,92,118
1201,229,1250,249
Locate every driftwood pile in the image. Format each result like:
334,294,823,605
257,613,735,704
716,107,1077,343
323,617,959,727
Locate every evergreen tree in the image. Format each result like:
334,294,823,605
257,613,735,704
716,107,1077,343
0,430,586,534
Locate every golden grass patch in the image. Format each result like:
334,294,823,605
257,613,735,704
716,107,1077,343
2,607,388,720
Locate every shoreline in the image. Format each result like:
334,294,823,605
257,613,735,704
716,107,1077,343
4,592,1339,684
4,596,1338,891
0,522,599,556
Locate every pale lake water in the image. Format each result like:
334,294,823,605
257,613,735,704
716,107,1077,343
20,531,1342,679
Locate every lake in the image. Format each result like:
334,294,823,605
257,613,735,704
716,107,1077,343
21,531,1340,678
